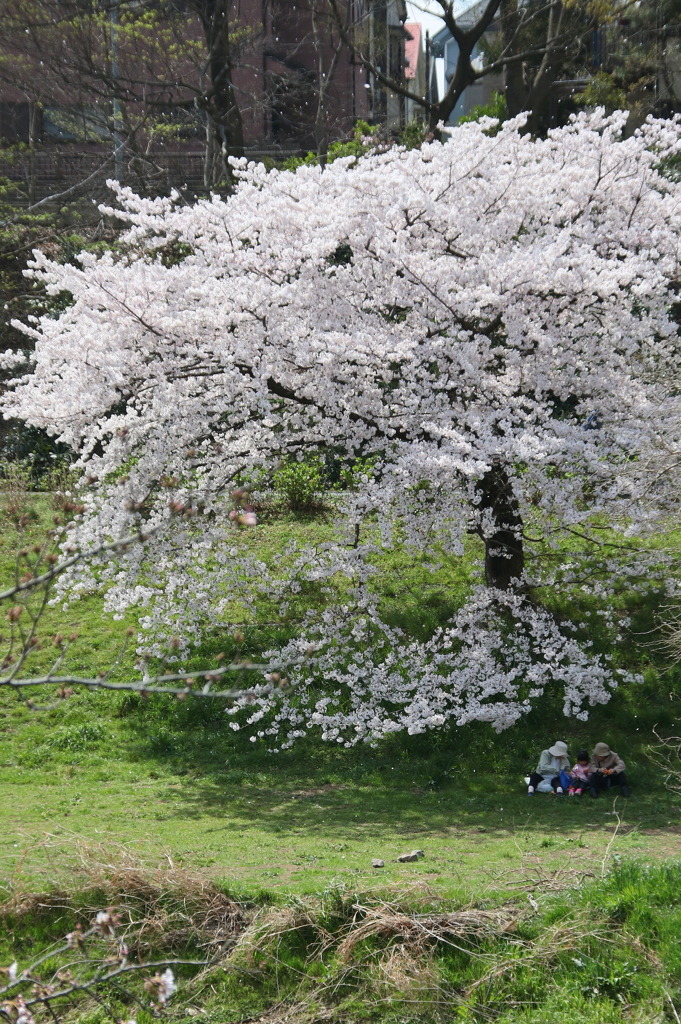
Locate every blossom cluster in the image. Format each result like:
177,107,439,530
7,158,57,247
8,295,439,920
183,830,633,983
226,586,634,746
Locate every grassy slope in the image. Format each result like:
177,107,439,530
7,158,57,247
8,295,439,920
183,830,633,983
2,719,680,899
2,843,681,1024
1,495,681,903
3,499,681,1024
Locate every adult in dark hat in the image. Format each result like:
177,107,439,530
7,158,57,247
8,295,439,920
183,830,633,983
589,742,629,798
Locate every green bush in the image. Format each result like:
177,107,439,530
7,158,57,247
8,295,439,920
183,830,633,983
282,121,383,171
458,91,507,130
273,457,325,512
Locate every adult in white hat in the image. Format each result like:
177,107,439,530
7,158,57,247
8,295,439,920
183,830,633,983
527,741,570,795
588,743,629,798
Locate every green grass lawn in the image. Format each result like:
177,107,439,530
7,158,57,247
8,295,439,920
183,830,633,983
1,491,680,903
1,687,680,901
2,718,681,1024
3,494,681,1023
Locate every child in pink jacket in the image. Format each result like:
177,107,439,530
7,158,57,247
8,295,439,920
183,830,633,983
567,750,591,796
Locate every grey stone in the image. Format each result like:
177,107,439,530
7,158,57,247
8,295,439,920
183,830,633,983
397,849,425,863
371,858,384,868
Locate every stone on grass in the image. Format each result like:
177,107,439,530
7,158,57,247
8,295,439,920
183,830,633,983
397,849,425,863
371,859,384,868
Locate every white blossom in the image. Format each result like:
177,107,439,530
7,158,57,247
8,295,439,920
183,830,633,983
158,970,176,1004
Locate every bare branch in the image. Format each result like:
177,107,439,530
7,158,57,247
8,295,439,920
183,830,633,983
0,526,158,602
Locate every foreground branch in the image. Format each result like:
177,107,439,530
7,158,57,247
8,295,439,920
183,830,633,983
1,665,288,703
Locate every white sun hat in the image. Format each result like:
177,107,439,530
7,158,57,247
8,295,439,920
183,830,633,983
548,741,569,757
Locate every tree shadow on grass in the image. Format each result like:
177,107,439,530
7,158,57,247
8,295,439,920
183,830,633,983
114,650,681,839
134,754,680,838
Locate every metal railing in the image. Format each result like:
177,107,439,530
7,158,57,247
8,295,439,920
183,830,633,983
0,143,309,199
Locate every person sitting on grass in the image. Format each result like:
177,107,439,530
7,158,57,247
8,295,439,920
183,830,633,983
564,750,591,796
589,742,630,798
527,741,570,795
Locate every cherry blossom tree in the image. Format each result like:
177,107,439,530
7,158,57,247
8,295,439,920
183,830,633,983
3,109,681,744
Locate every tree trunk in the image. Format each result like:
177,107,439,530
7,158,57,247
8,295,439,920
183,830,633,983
428,43,477,134
312,4,329,168
522,1,566,135
523,75,552,136
200,0,245,183
204,111,219,188
476,462,524,589
499,0,527,118
27,99,40,207
503,61,527,118
499,0,567,134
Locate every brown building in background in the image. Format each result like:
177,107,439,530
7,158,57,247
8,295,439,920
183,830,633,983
0,0,421,196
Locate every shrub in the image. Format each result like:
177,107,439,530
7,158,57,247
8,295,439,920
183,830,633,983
273,457,325,513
